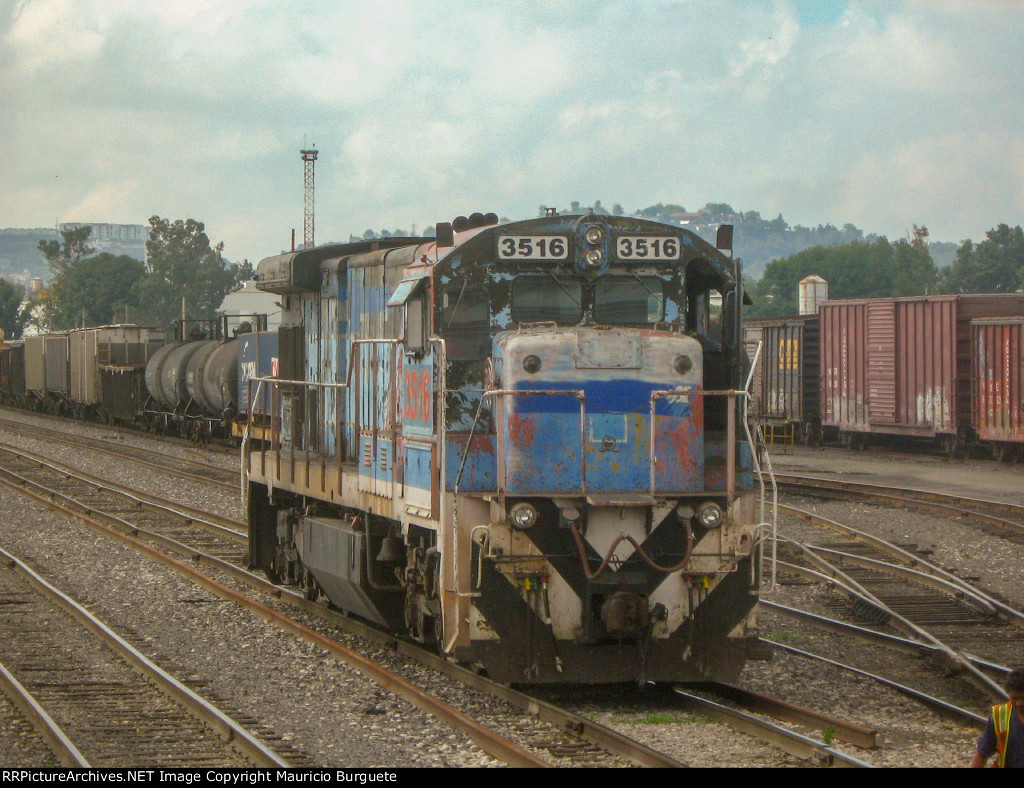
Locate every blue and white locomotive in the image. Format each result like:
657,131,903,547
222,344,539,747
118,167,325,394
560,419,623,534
244,210,762,684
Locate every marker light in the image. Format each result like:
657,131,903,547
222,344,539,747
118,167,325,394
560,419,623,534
523,355,542,373
674,355,693,374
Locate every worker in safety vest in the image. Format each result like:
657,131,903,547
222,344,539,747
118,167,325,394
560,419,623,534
971,668,1024,767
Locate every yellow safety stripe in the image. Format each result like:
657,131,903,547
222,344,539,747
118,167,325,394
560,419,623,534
993,702,1013,768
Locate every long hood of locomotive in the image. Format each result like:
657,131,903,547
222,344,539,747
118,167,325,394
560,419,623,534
494,327,703,496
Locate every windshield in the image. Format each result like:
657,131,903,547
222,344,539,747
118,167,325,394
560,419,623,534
594,276,664,324
442,287,489,359
511,276,583,324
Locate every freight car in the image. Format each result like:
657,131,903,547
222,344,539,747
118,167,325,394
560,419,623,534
819,294,1024,454
0,317,273,440
971,316,1024,460
243,211,764,685
744,314,820,445
142,316,266,438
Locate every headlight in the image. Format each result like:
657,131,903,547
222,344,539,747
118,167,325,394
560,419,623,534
509,502,539,530
697,501,724,528
674,355,693,374
584,225,604,245
584,249,603,268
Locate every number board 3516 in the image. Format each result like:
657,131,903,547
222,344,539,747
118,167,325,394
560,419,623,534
497,236,569,261
616,236,681,261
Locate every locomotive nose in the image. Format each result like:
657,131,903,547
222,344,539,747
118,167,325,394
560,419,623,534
497,328,704,496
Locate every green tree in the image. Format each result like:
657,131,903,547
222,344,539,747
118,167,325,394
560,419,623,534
132,217,234,333
748,233,938,318
37,225,94,277
0,279,24,339
230,259,255,283
943,224,1024,294
37,225,97,329
52,253,146,328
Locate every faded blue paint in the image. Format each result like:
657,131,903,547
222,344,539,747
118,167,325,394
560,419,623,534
405,443,433,491
446,435,497,492
237,330,278,415
508,379,692,417
502,409,704,494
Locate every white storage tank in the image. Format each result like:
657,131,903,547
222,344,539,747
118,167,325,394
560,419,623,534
799,275,829,315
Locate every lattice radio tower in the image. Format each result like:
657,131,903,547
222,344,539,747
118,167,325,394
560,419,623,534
300,143,319,249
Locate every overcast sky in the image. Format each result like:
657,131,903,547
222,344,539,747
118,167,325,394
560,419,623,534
3,0,1023,266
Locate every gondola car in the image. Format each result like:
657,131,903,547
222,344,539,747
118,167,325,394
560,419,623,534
243,211,763,685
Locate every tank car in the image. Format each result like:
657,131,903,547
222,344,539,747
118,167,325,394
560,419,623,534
142,315,266,438
244,211,764,685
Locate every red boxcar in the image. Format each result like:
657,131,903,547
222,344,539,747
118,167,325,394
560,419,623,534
972,317,1024,454
820,294,1024,450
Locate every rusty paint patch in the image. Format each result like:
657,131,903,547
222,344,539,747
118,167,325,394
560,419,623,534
508,413,536,449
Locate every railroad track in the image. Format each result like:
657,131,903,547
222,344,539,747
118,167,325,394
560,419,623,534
0,441,661,767
0,545,293,767
774,473,1024,540
0,414,239,491
765,495,1024,705
0,439,879,766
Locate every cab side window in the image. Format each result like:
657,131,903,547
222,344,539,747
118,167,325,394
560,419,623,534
442,287,489,360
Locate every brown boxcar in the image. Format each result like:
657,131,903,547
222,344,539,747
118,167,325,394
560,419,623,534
744,315,820,443
69,325,165,407
972,317,1024,454
820,294,1024,449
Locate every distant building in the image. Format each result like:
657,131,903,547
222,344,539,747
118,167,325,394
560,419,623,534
59,222,147,262
0,227,60,281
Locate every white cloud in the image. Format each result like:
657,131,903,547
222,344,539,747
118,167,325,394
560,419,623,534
2,1,1024,265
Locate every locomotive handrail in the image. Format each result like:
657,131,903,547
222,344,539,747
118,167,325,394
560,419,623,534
742,338,779,588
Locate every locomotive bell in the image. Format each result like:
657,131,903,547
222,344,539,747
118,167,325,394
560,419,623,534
376,535,406,564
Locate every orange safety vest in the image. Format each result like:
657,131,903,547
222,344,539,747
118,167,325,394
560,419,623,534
992,702,1015,768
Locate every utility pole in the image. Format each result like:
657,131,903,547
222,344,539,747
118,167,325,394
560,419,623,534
300,143,318,250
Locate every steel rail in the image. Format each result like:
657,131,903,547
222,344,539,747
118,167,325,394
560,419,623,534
767,641,986,729
0,660,90,767
0,458,554,768
0,415,238,492
670,689,873,767
806,545,998,616
772,553,1007,701
774,474,1024,534
764,600,1013,684
0,545,289,767
0,446,690,767
683,682,878,749
0,443,246,541
779,503,1024,630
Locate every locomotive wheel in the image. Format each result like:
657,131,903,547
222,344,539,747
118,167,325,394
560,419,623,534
432,611,444,646
301,568,319,601
265,555,283,585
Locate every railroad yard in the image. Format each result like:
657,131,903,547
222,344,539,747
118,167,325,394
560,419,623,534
0,407,1019,768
